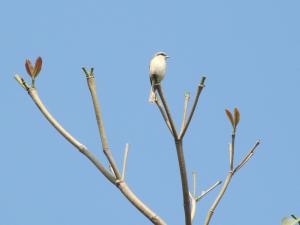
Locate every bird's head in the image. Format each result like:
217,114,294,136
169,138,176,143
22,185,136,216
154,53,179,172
154,52,170,59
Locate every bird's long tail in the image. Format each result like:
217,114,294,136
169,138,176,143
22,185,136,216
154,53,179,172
148,75,159,103
148,87,156,103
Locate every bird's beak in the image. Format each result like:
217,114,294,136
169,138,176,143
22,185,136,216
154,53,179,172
166,55,170,59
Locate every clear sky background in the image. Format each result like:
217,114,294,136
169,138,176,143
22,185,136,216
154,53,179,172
1,1,299,225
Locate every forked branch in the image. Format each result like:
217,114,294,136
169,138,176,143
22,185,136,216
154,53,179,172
16,57,260,225
15,72,167,225
155,84,191,225
154,78,207,225
18,84,115,183
189,173,222,222
204,108,260,225
179,77,206,139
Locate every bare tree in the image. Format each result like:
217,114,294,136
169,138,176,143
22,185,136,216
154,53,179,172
15,57,260,225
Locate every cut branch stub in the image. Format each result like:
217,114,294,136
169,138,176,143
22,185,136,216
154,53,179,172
225,107,240,130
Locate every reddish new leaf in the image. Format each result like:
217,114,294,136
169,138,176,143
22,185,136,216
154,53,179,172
32,57,42,78
225,109,234,128
234,107,240,128
25,59,34,77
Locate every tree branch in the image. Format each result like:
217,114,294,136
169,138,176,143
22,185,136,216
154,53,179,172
175,140,192,225
154,98,173,134
83,68,121,179
155,84,178,138
117,181,167,225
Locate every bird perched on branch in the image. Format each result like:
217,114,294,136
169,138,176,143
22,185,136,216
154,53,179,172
148,52,169,103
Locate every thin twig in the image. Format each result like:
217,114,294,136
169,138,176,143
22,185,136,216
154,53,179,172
195,180,222,202
83,68,121,179
192,171,197,197
234,140,260,173
155,98,173,134
180,92,190,133
121,143,129,180
156,84,178,138
179,77,206,139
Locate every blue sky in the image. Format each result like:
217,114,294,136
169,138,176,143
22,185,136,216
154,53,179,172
1,0,299,225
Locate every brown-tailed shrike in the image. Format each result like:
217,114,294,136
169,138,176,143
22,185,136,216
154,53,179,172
148,52,169,103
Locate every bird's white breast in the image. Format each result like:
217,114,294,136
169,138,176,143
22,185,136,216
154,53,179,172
149,55,166,82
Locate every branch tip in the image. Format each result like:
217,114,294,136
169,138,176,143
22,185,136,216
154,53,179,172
82,67,88,75
200,76,206,86
181,92,191,133
82,67,94,78
195,180,222,202
233,140,261,174
15,74,26,89
15,74,30,90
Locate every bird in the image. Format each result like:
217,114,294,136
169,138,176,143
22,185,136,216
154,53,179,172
148,52,169,103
